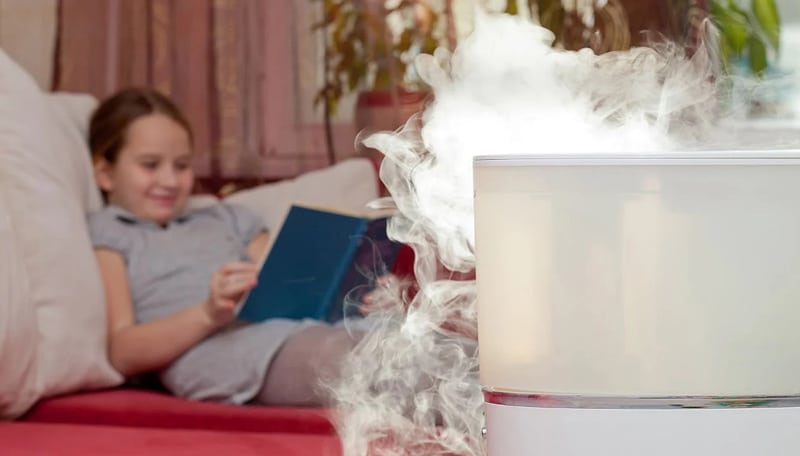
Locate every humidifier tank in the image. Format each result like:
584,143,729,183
474,152,800,455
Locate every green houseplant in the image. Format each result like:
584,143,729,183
312,0,451,162
312,0,781,161
503,0,780,76
710,0,781,76
313,0,445,112
505,0,632,53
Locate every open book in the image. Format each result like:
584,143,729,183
236,204,401,323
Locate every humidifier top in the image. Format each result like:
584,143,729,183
474,150,800,166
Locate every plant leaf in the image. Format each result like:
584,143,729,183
751,0,780,49
374,66,392,89
719,35,732,74
538,0,564,43
748,35,768,76
504,0,519,15
422,36,438,55
727,0,748,17
712,5,749,54
397,29,414,53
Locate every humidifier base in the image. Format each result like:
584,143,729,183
484,399,800,455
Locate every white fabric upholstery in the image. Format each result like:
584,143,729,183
224,158,379,234
0,50,122,419
47,92,104,212
0,187,38,419
185,158,379,236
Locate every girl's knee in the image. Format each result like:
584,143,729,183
256,324,360,406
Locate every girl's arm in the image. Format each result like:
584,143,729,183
246,230,270,263
95,248,254,377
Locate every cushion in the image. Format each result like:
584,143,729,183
223,157,379,234
0,187,38,419
47,92,103,212
0,422,342,456
0,49,121,418
23,388,335,434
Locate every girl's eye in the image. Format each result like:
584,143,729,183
175,162,190,171
141,162,158,170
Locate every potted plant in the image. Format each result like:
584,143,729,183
503,0,780,76
312,0,453,163
507,0,633,53
709,0,781,76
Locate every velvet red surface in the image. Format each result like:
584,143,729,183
1,422,342,456
21,388,335,435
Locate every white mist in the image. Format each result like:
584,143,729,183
329,8,800,456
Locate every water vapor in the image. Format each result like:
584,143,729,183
330,10,724,456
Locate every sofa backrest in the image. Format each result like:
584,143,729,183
224,159,379,234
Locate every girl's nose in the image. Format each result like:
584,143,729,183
157,166,178,187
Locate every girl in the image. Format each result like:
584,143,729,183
88,87,359,406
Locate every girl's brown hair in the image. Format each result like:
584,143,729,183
89,87,193,164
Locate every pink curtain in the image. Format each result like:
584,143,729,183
56,0,266,178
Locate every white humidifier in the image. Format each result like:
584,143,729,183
474,152,800,455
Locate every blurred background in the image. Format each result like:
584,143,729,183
0,0,797,186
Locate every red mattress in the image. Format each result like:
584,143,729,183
21,388,335,435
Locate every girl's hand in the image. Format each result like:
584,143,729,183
359,274,401,314
205,261,259,328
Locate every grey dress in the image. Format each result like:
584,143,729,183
88,203,319,404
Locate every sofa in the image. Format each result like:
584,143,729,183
7,389,342,455
0,49,411,454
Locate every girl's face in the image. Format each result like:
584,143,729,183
94,113,194,225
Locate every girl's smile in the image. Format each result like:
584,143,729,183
94,113,194,225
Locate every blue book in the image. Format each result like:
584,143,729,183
237,204,401,322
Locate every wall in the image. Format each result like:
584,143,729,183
0,0,57,89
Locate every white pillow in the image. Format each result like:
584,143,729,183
0,50,122,417
224,158,379,234
0,187,38,419
47,92,103,212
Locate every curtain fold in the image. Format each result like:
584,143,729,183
56,0,265,178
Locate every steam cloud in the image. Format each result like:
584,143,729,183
330,10,731,456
